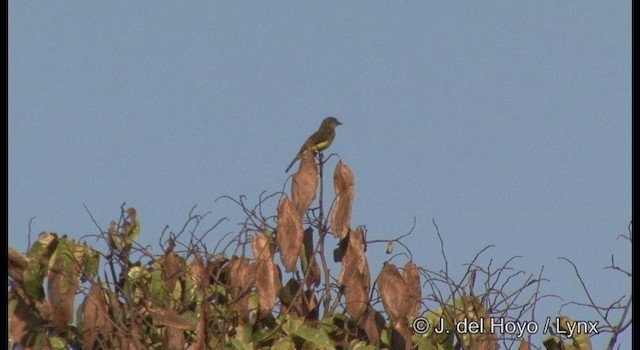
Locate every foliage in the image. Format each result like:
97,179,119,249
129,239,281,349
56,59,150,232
8,155,631,349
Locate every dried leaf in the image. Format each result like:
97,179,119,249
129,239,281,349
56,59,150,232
163,327,185,350
301,290,320,326
187,303,208,350
9,293,34,347
291,150,318,216
278,278,300,311
338,228,369,290
344,269,368,321
474,313,498,350
185,254,211,309
8,248,28,282
518,339,531,350
279,279,318,322
229,257,254,296
187,253,208,293
253,234,281,314
228,256,254,317
475,332,498,350
402,261,421,318
80,283,111,349
333,235,349,263
207,256,229,285
377,262,408,322
148,308,195,330
227,257,253,320
276,197,304,272
391,320,412,350
161,247,184,294
360,306,385,345
330,161,355,239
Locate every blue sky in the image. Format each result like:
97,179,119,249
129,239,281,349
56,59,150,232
9,2,630,348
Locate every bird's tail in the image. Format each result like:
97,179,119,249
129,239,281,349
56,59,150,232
285,156,299,173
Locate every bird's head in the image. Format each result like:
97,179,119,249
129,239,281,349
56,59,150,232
321,116,342,129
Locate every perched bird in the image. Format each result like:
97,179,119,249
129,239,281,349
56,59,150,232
285,117,342,173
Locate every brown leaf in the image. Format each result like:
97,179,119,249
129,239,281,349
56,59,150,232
344,269,368,321
228,257,254,295
253,234,282,314
330,161,355,239
161,248,184,294
279,279,318,323
207,256,229,286
475,336,498,350
518,339,531,350
228,256,254,317
276,197,304,272
360,306,385,345
474,316,498,350
332,234,349,263
8,248,28,283
279,278,300,314
186,254,213,345
402,261,421,318
291,150,318,217
164,327,185,350
338,228,370,290
188,253,209,294
301,290,320,326
148,308,195,330
9,294,34,347
391,320,412,350
81,283,112,349
186,303,208,350
377,262,408,322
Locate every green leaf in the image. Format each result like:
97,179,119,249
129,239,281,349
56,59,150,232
236,323,254,344
542,335,564,350
149,262,169,304
379,326,392,347
347,339,377,350
319,313,344,337
107,221,123,251
82,245,100,278
293,325,334,349
272,337,296,350
282,316,304,335
49,238,79,295
125,218,141,244
181,310,198,325
170,280,183,303
228,338,253,350
22,232,59,300
49,336,68,350
28,232,58,258
23,257,46,300
555,316,592,350
127,265,149,280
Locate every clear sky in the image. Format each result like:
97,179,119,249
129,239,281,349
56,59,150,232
9,2,630,348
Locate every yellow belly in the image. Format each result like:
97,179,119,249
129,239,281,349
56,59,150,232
311,139,332,153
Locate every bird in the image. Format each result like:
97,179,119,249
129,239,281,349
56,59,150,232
285,117,342,173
